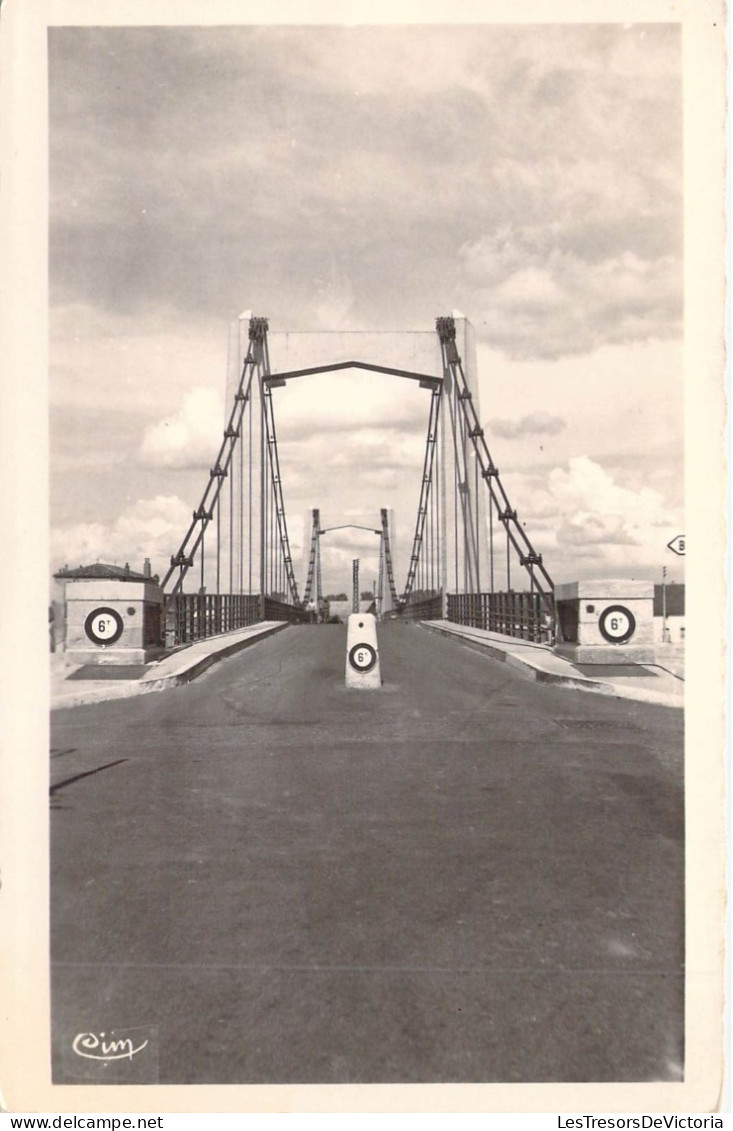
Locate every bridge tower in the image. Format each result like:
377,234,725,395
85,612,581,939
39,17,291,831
159,310,553,648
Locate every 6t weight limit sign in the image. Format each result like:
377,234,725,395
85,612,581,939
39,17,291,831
348,642,377,674
598,605,636,644
84,607,124,646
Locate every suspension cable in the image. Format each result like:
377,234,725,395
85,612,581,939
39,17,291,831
400,388,441,604
162,336,258,602
238,391,244,594
445,376,479,594
228,437,234,596
247,389,253,594
435,316,554,611
261,330,300,605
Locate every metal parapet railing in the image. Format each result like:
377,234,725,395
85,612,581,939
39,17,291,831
447,591,554,644
164,593,261,647
263,596,310,624
393,594,444,621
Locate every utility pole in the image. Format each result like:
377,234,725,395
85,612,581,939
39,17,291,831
662,565,670,643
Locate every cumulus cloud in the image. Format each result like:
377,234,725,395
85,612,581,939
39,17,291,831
507,456,682,581
139,386,224,469
557,515,637,548
490,412,566,440
51,495,193,579
547,456,671,526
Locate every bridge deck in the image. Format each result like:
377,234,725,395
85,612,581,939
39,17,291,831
51,624,683,1085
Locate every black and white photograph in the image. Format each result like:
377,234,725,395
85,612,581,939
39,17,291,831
1,0,727,1116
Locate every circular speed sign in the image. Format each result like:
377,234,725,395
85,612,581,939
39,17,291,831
84,606,124,646
348,642,378,674
598,604,636,645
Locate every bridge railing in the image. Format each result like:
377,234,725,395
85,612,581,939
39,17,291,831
447,591,553,644
165,593,261,647
394,594,444,621
264,597,310,624
163,593,314,646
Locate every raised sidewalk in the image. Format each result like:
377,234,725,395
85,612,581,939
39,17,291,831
418,620,684,708
51,621,287,710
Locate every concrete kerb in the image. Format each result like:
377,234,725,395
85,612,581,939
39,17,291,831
418,620,684,709
51,622,289,710
143,621,288,686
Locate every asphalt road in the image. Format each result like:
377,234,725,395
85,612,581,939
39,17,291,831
51,622,684,1085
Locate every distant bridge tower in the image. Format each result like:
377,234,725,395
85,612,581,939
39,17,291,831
301,508,323,621
378,508,399,618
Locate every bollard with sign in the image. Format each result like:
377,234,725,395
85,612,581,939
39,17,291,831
345,612,382,689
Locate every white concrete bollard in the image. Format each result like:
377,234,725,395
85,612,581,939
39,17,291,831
345,613,382,689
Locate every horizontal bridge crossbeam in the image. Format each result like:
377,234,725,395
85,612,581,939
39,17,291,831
265,360,441,389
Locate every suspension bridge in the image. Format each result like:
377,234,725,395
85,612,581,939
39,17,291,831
158,312,554,648
49,312,684,1087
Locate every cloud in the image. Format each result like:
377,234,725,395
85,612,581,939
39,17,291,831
49,25,681,360
313,264,356,328
505,456,682,582
47,25,685,594
269,368,432,441
51,495,193,579
51,301,228,413
557,515,637,548
490,412,566,440
138,386,224,469
462,240,681,359
473,336,684,512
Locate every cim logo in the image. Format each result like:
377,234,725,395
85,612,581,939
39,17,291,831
72,1030,149,1063
60,1025,158,1082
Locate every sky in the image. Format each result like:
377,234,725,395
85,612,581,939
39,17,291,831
49,21,684,595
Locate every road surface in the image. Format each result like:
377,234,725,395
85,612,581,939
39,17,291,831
51,622,684,1085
